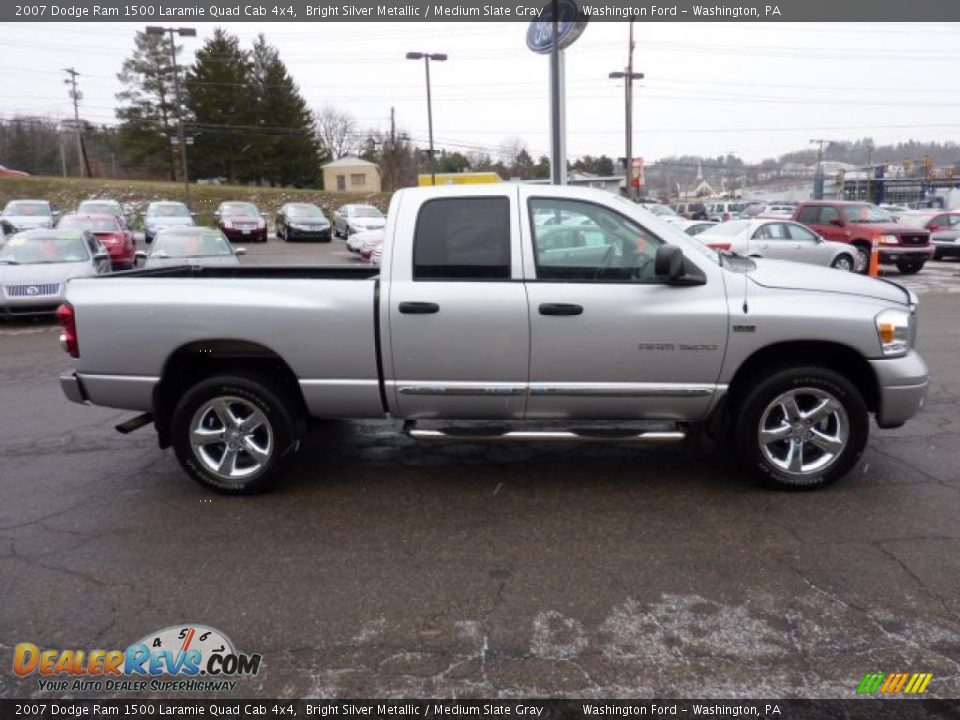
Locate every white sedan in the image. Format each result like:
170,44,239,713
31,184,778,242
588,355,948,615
695,219,858,271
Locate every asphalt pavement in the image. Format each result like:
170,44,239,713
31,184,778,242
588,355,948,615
1,237,958,699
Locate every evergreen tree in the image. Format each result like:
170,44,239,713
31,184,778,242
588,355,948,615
248,34,321,186
185,28,252,183
115,31,181,180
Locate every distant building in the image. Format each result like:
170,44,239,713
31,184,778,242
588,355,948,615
322,156,381,193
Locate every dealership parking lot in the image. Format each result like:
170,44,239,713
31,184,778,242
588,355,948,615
1,238,959,698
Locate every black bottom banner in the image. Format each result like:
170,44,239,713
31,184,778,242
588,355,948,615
2,700,960,720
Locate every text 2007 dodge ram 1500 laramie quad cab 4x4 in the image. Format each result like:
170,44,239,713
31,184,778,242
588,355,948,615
57,185,929,493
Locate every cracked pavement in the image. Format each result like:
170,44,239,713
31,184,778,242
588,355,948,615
1,243,958,699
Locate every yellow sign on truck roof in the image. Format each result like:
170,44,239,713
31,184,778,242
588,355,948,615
417,172,501,187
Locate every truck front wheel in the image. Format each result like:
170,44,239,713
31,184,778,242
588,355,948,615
734,366,868,490
170,374,301,494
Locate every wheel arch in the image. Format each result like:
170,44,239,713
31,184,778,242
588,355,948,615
725,340,879,417
153,339,306,449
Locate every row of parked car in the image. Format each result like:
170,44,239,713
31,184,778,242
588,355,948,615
647,199,959,274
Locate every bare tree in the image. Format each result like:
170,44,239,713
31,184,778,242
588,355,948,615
315,104,358,160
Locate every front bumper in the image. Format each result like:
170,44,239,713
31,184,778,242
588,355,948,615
878,245,935,264
222,226,267,242
287,226,331,241
870,350,929,428
60,372,89,404
932,238,960,257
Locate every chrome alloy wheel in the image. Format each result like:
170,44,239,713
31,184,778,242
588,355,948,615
758,387,849,478
189,396,273,482
832,255,854,272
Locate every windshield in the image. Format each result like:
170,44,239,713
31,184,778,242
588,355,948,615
4,201,50,216
58,216,120,233
78,201,121,215
349,206,383,219
702,220,749,236
151,231,232,257
648,205,678,217
842,204,892,223
220,202,259,217
288,205,325,219
0,233,89,264
148,203,191,217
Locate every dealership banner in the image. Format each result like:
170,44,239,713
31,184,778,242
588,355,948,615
3,700,960,719
5,0,960,22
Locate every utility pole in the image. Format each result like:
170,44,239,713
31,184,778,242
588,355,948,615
810,138,831,199
63,68,85,177
146,26,196,208
610,19,644,200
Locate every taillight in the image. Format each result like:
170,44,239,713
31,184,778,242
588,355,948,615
708,242,732,251
57,303,79,358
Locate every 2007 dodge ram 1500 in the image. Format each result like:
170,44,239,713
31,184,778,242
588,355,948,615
57,185,929,493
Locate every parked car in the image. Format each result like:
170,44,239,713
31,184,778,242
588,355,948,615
695,219,858,271
757,205,796,219
58,184,927,494
897,210,960,259
878,203,909,221
1,199,61,233
1,229,110,318
675,220,716,236
671,202,708,220
136,227,244,269
275,203,331,242
215,201,267,244
144,201,195,243
347,229,384,256
333,204,385,238
77,199,128,228
793,201,934,274
57,213,135,270
704,201,747,222
642,203,681,220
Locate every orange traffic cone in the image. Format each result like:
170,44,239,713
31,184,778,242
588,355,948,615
868,238,880,278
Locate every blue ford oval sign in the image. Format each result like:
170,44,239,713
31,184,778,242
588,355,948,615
526,0,588,54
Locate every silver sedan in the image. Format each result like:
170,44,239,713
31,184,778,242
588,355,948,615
137,227,244,269
695,219,858,271
0,229,111,317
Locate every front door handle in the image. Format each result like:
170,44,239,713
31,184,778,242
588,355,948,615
539,303,583,316
399,301,440,315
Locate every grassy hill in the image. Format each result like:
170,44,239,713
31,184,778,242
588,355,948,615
0,176,392,229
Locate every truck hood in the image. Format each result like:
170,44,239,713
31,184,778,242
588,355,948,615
744,257,910,305
143,255,240,269
858,221,928,236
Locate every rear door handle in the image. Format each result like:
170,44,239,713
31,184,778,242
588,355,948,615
399,301,440,315
539,303,583,316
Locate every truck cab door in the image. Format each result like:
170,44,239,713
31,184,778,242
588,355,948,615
383,187,530,419
519,189,728,421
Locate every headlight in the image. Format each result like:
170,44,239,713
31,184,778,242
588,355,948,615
877,234,898,245
875,308,911,356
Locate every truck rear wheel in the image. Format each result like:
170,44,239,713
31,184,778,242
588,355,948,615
734,366,868,490
170,374,301,494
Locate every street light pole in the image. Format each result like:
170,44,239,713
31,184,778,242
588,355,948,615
406,51,447,186
146,25,196,208
609,65,644,200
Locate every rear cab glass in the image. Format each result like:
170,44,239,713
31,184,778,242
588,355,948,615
413,197,511,280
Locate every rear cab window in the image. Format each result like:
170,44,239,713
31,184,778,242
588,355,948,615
413,197,511,280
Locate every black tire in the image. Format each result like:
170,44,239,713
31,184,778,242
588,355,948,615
852,242,871,275
734,366,868,490
896,260,925,274
170,374,301,494
831,253,855,272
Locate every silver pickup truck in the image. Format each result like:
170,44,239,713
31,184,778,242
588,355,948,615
57,185,929,493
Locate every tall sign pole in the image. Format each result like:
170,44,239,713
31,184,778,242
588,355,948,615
528,0,587,186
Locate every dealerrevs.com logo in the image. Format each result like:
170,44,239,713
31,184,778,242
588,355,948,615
14,624,262,693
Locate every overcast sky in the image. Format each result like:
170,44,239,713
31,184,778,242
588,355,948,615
3,21,960,163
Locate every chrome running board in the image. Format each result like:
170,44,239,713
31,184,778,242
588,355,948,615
403,423,686,444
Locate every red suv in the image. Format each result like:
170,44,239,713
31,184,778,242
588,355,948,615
57,213,135,269
793,201,933,274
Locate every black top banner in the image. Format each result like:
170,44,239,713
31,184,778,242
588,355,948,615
3,700,960,720
4,0,960,22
